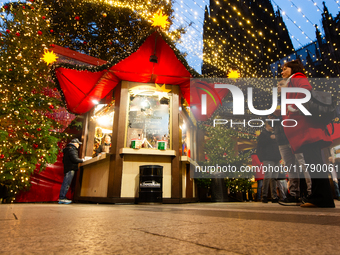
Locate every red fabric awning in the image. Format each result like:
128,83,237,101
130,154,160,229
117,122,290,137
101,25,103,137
331,123,340,141
53,31,195,115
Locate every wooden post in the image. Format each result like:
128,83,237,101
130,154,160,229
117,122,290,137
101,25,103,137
107,81,129,198
171,86,181,200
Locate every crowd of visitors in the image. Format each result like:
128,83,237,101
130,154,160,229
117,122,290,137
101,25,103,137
253,60,338,208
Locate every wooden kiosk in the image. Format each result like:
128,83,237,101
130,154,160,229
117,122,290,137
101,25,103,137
52,31,200,203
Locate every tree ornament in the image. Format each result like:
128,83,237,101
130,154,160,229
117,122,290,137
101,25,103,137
15,32,20,37
37,31,42,36
50,29,54,33
151,11,170,29
33,144,38,149
16,53,22,60
24,67,29,74
14,110,19,115
0,154,4,159
42,16,46,20
102,12,107,18
75,16,80,21
42,50,58,65
37,127,42,131
49,105,54,109
227,70,240,79
6,29,10,33
23,132,30,140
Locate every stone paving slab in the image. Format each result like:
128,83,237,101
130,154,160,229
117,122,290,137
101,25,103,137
1,201,340,254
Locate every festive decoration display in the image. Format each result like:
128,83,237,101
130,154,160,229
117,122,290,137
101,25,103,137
0,0,67,201
151,10,170,29
46,0,182,61
227,70,240,79
196,124,252,196
42,50,58,65
0,0,339,202
51,30,199,115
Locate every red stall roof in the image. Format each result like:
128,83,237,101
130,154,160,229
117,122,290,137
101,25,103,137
52,30,199,115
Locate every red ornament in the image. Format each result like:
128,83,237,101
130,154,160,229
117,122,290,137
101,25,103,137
50,29,54,33
15,32,20,37
0,154,4,159
75,16,80,21
0,33,2,36
42,16,46,20
8,69,12,71
53,87,57,91
37,128,42,131
37,31,42,36
30,0,34,2
83,41,87,45
49,105,54,109
22,6,25,9
6,29,10,33
109,41,112,45
4,5,8,9
33,144,38,149
50,44,55,47
31,6,34,10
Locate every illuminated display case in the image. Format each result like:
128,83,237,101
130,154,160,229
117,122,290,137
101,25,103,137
92,102,115,156
126,84,171,149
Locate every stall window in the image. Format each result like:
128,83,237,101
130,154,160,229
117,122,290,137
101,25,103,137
90,101,115,156
126,85,171,149
179,114,188,156
180,99,197,160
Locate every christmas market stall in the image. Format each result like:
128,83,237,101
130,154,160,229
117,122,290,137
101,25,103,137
52,30,206,203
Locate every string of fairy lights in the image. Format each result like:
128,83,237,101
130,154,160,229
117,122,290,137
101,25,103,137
169,0,340,78
1,0,339,82
0,0,339,77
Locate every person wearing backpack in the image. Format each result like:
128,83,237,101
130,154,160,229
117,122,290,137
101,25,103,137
281,60,334,208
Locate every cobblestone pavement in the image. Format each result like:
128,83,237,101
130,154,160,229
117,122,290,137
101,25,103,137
1,201,340,254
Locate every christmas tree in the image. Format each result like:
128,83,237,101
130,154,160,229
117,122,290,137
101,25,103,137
0,0,66,201
46,0,182,61
198,123,252,201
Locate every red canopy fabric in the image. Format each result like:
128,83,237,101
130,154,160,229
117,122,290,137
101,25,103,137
54,31,194,115
190,80,229,121
331,123,340,141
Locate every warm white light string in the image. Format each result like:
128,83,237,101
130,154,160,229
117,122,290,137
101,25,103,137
271,0,314,44
308,0,323,11
332,0,340,8
287,0,316,28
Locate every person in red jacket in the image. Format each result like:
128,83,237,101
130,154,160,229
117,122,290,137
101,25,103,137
281,60,334,208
